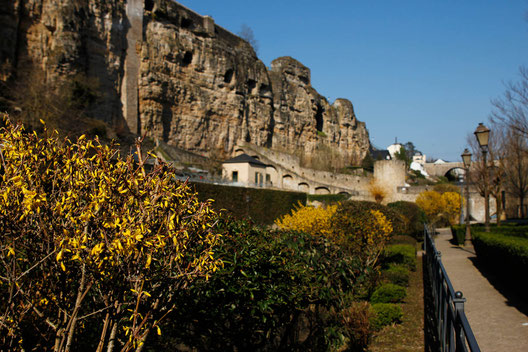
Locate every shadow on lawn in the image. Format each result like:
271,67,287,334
468,256,528,317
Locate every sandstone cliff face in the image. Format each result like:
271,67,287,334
0,0,370,168
269,57,369,167
138,1,273,159
0,0,128,127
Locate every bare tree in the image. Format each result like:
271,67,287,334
491,66,528,136
238,24,259,55
502,126,528,217
490,68,528,218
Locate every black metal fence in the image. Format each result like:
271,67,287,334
423,225,481,352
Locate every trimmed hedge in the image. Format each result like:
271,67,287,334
387,201,428,241
382,244,416,271
451,225,466,245
192,182,306,225
389,234,418,246
472,229,528,292
370,283,406,304
370,303,403,331
382,264,410,287
453,224,528,246
307,193,350,203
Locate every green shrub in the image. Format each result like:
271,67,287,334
451,225,466,245
389,234,418,246
382,244,416,270
382,264,410,287
388,201,427,240
370,303,403,330
149,219,368,351
472,230,528,293
192,182,306,225
370,283,406,304
307,193,349,203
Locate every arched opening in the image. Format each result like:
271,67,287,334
315,187,330,195
298,182,309,192
444,167,465,182
282,175,294,189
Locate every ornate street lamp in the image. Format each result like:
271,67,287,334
474,123,491,232
461,148,472,245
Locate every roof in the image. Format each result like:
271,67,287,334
223,153,267,167
371,150,391,160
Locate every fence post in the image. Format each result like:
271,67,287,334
453,291,466,351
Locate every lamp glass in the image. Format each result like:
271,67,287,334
474,123,490,148
461,148,472,168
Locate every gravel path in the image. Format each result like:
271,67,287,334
433,228,528,351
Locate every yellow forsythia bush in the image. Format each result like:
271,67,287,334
275,203,338,236
415,190,444,223
276,202,393,267
331,205,393,267
416,190,461,226
0,116,222,351
441,191,462,226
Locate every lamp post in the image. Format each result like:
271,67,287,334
461,148,472,245
474,122,491,232
459,173,464,225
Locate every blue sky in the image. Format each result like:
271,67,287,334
177,0,528,161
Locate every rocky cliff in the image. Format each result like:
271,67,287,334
0,0,370,169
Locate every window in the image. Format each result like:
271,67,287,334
255,172,263,186
266,173,271,185
232,171,238,182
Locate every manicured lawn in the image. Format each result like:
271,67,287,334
369,252,424,351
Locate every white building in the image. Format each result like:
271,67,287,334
222,154,278,187
387,143,403,159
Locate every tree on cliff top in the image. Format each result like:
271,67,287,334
238,24,259,55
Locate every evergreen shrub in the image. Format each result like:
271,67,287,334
307,193,349,203
451,225,466,245
387,201,427,240
370,303,403,330
382,244,416,270
382,264,410,287
472,230,528,293
150,219,369,351
389,234,418,246
370,283,407,304
192,182,306,225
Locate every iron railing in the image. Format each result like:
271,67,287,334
423,225,481,352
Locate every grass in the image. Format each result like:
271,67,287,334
369,252,424,351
